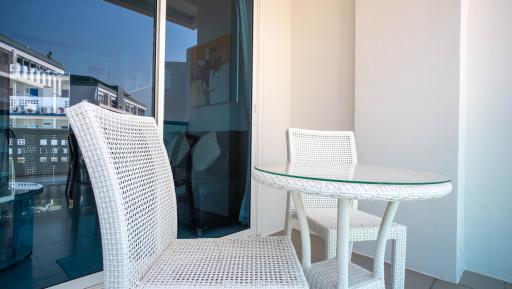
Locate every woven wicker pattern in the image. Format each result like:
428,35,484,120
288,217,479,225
255,164,451,289
287,129,357,164
291,207,407,287
291,208,406,243
67,102,176,289
304,259,384,289
66,102,308,289
283,128,446,289
287,129,357,209
254,169,452,201
142,237,306,289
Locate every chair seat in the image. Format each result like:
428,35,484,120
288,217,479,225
304,259,384,289
293,208,406,241
140,236,309,289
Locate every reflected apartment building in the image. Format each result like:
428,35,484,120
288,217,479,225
70,74,146,116
0,33,148,284
0,33,70,180
0,34,147,180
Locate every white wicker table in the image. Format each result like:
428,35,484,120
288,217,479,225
252,162,452,289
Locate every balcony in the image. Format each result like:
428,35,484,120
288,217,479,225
9,95,69,115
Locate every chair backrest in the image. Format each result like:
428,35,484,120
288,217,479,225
287,128,358,209
66,102,177,289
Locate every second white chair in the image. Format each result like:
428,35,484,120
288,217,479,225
285,128,407,289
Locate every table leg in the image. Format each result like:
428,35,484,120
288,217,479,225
337,199,351,289
374,201,400,281
291,192,311,268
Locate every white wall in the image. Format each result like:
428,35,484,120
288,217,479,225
256,0,512,282
291,0,354,131
255,0,356,235
253,0,292,235
354,0,462,282
463,0,512,282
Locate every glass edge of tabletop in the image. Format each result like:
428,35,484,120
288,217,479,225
253,163,452,186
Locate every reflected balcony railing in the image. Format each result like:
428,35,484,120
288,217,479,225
8,64,69,91
9,95,70,115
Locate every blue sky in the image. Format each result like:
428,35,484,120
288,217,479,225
0,0,197,115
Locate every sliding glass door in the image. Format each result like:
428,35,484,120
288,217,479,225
0,0,254,287
0,1,155,288
163,0,253,238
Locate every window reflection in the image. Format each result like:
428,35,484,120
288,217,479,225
164,0,253,238
0,1,155,288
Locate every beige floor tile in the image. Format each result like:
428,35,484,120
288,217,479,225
431,279,471,289
460,271,505,289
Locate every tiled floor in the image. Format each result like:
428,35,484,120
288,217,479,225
289,230,510,289
85,230,510,289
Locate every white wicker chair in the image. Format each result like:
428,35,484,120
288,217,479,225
285,128,407,289
66,102,309,289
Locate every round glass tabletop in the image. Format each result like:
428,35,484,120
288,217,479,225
254,163,451,185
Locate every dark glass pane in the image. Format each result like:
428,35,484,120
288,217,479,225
0,1,155,288
164,0,253,238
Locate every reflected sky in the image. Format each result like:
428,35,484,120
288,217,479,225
166,21,197,62
0,0,203,115
0,0,156,114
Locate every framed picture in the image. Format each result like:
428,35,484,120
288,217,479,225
187,34,231,107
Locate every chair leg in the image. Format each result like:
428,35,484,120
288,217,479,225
285,217,293,238
390,230,407,289
284,191,292,238
349,241,354,262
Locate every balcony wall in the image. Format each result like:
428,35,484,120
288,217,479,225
463,0,512,282
291,0,355,131
254,0,357,236
354,0,462,282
